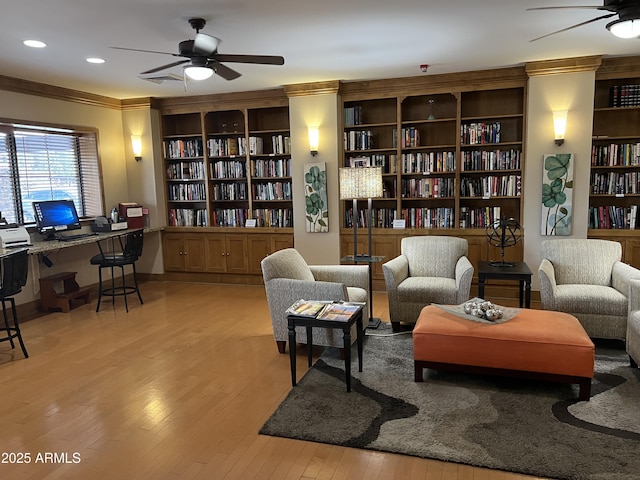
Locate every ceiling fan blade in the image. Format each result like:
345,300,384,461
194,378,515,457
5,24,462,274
530,13,617,41
527,6,613,11
214,54,285,65
193,33,221,56
210,61,242,81
111,46,181,57
140,59,190,75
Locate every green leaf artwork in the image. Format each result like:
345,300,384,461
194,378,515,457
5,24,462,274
541,153,573,235
304,163,329,232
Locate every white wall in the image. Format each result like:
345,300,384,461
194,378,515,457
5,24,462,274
523,71,595,289
289,93,342,264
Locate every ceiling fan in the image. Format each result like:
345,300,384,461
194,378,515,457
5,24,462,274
529,0,640,41
112,17,285,81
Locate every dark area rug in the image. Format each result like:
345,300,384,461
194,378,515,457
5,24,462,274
260,325,640,480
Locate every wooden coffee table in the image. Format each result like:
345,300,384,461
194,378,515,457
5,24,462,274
287,303,364,392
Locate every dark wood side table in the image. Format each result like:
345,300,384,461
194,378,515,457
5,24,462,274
287,303,364,392
477,261,532,308
341,255,384,329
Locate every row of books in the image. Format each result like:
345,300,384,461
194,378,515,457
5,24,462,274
168,183,206,201
163,138,204,159
344,130,374,151
401,151,455,173
207,137,242,157
251,181,292,201
211,182,247,201
250,158,291,178
460,122,501,145
346,154,398,173
166,161,206,180
398,127,420,148
459,175,521,197
168,208,207,227
459,206,502,229
589,205,639,229
609,85,640,107
210,160,246,179
400,177,455,198
344,106,364,126
461,149,521,171
401,207,455,229
344,208,399,228
591,171,640,195
591,143,640,167
211,208,248,227
253,208,293,228
286,300,363,322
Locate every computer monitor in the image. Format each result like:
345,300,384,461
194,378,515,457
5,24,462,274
32,199,81,240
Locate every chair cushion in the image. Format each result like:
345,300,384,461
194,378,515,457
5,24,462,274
346,286,367,304
401,236,467,278
553,284,628,316
397,276,459,304
260,248,314,282
541,239,621,286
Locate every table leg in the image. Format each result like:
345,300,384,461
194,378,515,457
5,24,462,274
518,279,524,308
525,278,531,308
288,322,297,387
356,316,363,372
306,326,313,367
478,275,486,299
343,327,352,392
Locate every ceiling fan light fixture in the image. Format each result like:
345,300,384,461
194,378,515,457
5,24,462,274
184,65,213,80
607,18,640,39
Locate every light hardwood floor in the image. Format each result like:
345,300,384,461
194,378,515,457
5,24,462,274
0,282,545,480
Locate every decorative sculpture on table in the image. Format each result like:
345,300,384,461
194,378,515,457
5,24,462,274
486,216,522,267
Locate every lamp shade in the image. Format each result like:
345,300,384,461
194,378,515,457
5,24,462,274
339,167,383,199
607,18,640,39
184,66,214,80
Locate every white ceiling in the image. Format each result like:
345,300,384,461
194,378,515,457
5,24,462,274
2,0,640,100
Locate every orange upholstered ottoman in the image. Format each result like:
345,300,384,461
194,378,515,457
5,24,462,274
413,305,595,400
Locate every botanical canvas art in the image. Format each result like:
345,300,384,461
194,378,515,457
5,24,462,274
541,153,574,235
304,162,328,232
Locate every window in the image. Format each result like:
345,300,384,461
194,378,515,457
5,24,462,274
0,121,103,225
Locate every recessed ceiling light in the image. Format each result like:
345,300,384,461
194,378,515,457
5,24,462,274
23,40,46,48
86,57,105,64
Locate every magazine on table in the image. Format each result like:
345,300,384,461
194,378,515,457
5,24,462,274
286,300,365,321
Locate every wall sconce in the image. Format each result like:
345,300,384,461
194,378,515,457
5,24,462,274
308,126,319,156
131,135,142,161
552,110,568,146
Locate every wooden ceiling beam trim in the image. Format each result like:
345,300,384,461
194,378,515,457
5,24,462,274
525,56,602,77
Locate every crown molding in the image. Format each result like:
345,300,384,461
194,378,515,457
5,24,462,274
525,56,602,77
0,74,122,109
284,81,341,97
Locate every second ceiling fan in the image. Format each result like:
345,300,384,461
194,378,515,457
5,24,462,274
112,17,285,81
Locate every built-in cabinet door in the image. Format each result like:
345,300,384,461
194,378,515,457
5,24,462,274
247,235,271,275
270,234,294,253
183,235,206,272
204,234,227,273
163,233,186,271
225,234,248,274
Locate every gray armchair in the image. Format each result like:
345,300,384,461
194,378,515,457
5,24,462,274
538,239,640,340
627,278,640,367
261,248,369,353
382,236,473,331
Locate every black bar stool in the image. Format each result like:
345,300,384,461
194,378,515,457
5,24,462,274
0,249,29,358
90,230,144,312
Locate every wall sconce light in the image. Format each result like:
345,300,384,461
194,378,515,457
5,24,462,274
308,126,319,156
552,110,568,146
131,135,142,161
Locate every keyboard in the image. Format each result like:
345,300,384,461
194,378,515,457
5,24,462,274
56,233,98,241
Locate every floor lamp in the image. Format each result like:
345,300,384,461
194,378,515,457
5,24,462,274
339,166,383,328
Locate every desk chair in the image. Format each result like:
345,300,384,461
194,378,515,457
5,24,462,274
90,229,144,312
0,249,29,358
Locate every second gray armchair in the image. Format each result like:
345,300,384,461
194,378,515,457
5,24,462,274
382,236,473,331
